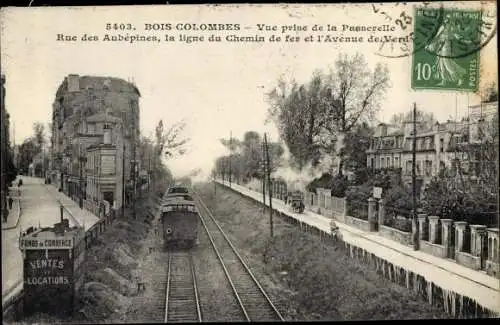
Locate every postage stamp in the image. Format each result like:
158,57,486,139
373,2,444,58
411,6,487,92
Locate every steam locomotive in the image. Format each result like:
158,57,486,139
160,186,199,249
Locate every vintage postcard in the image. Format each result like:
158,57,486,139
1,2,498,323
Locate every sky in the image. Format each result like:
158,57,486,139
1,2,497,180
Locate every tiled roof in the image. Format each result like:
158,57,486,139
56,75,141,97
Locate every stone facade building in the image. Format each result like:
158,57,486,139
50,74,141,215
1,74,8,217
366,102,498,190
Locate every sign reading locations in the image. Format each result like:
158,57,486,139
25,254,72,287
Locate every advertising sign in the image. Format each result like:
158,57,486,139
373,187,383,199
24,249,73,289
20,237,73,250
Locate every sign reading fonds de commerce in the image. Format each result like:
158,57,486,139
20,237,73,250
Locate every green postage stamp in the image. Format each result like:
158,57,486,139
411,7,483,92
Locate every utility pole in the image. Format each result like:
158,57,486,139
229,130,232,188
261,139,266,209
264,133,274,238
122,140,125,219
213,170,217,210
412,103,419,251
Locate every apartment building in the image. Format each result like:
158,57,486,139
50,74,141,213
366,102,498,189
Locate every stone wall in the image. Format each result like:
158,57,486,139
455,251,482,270
419,240,447,258
379,225,412,246
344,215,371,232
486,260,499,278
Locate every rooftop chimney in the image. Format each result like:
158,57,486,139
103,124,111,144
67,74,80,92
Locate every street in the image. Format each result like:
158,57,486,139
1,176,77,298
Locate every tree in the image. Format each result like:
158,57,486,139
267,53,391,175
422,171,497,226
33,122,45,153
241,131,263,180
155,119,190,159
214,131,284,182
267,76,324,169
150,119,190,195
482,81,498,102
342,122,373,184
17,137,38,174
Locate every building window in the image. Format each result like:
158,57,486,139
440,138,444,152
425,160,433,176
394,157,399,168
387,156,392,168
406,160,412,175
381,157,385,168
371,158,375,169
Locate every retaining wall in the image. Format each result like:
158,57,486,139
218,182,499,318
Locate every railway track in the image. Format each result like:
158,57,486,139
195,193,284,322
164,250,202,323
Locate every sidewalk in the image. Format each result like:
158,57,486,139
217,180,500,314
44,184,100,232
2,198,21,230
2,186,22,230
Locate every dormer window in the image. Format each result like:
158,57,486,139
88,124,95,135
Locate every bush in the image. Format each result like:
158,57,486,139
331,175,349,197
385,217,412,232
345,185,371,219
422,174,498,226
306,173,334,194
384,185,418,218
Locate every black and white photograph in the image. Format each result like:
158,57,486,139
0,2,498,323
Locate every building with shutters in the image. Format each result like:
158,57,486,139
50,74,141,215
366,102,498,191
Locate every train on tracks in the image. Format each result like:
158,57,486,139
160,185,199,249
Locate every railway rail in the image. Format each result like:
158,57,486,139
194,193,284,322
164,251,202,323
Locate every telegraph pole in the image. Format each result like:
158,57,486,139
229,130,232,188
261,139,266,209
122,141,125,219
213,170,217,210
412,103,419,251
264,133,274,238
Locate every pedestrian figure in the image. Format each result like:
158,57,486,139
330,220,339,241
18,179,23,187
8,196,13,210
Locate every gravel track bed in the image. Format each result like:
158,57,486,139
192,219,245,322
123,217,168,323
